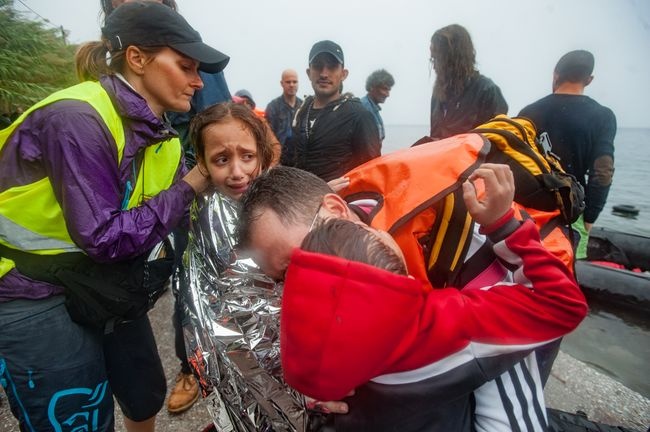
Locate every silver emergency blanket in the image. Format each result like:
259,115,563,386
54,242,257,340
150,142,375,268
178,191,308,431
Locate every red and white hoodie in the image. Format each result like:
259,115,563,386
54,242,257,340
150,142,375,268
281,218,587,431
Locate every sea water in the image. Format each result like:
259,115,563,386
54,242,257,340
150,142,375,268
383,126,650,237
383,125,650,397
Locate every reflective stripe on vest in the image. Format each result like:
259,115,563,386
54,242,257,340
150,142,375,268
0,81,181,276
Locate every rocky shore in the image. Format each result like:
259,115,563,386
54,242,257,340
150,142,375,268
545,351,648,430
1,290,648,431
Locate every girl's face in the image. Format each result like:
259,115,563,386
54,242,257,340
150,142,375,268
132,47,203,117
199,118,260,201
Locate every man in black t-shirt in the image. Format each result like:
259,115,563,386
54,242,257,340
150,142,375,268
520,50,616,260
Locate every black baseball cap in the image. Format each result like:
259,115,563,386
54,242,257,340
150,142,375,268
102,1,229,73
309,40,344,65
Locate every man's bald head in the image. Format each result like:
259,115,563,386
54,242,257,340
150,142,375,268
281,69,299,98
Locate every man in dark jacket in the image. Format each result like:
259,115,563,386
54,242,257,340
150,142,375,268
265,69,303,147
281,40,381,181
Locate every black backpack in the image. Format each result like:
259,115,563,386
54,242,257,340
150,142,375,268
471,115,585,225
0,240,174,332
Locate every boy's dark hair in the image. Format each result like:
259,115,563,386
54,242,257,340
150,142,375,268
554,50,594,85
365,69,395,92
237,166,333,248
189,102,274,171
301,219,408,276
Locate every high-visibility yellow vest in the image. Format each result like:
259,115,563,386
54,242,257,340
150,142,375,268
0,81,182,277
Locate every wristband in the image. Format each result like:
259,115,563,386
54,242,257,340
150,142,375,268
479,208,515,235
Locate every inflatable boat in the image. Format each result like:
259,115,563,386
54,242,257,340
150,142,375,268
576,227,650,312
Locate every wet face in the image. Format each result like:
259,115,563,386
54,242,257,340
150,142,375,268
198,118,260,200
249,212,406,281
307,53,348,102
281,70,299,97
134,47,203,117
369,84,391,104
247,209,311,281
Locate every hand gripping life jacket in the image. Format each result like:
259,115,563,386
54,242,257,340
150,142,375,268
340,129,574,287
0,81,182,329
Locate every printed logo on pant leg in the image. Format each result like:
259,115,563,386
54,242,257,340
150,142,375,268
47,381,109,432
1,358,37,431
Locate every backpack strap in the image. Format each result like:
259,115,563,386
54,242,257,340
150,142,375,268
424,188,475,287
452,240,496,287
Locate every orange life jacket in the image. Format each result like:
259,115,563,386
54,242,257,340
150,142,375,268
340,133,574,286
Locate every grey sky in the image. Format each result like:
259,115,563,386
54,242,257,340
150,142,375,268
16,0,650,128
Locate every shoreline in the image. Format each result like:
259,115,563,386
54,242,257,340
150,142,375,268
545,351,649,430
1,290,648,431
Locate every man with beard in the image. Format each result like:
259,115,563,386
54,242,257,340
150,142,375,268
280,40,381,181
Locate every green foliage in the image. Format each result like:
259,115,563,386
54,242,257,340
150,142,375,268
0,0,78,114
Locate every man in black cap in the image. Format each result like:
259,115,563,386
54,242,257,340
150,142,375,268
280,40,381,182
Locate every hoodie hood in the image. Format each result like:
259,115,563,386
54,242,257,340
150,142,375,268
280,248,428,401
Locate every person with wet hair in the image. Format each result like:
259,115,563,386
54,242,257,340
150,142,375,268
301,218,408,276
428,24,508,140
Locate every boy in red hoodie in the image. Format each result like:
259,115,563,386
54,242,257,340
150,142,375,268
278,164,586,431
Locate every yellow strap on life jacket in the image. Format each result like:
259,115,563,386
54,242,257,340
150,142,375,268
427,190,475,286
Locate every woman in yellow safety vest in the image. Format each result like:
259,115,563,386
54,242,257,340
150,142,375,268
0,3,228,431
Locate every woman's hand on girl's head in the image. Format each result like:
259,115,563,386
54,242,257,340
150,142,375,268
182,164,211,194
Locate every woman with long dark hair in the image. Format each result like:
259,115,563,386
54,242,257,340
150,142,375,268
429,24,508,139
